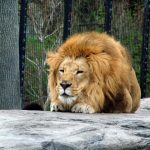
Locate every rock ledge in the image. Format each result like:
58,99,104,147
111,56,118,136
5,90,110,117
0,98,150,150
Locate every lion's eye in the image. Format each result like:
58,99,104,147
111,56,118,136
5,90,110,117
59,69,64,73
77,70,84,74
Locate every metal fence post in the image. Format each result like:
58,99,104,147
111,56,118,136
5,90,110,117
140,0,150,98
63,0,72,41
19,0,28,108
104,0,113,34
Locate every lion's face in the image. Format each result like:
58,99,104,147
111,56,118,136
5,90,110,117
56,57,90,104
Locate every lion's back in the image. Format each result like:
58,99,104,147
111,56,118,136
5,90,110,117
59,32,131,67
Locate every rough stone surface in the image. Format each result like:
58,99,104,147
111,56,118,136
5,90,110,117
0,98,150,150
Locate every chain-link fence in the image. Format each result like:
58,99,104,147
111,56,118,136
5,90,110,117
21,0,64,106
19,0,150,108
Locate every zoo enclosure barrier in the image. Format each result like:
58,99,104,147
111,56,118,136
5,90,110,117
19,0,150,108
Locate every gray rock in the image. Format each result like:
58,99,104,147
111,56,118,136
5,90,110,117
0,98,150,150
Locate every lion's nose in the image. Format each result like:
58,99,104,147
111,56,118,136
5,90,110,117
60,80,72,90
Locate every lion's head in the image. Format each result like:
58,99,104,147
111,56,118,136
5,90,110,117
46,32,141,113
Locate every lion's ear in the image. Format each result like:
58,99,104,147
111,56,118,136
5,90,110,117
46,51,62,70
46,51,57,66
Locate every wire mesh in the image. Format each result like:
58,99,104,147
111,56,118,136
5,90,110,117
71,0,105,33
24,0,64,106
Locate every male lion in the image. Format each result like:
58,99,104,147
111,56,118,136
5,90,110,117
46,32,141,113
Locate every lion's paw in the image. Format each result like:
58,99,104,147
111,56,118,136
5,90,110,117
50,103,64,112
71,103,96,114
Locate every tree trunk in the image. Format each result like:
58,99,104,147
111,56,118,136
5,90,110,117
0,0,21,109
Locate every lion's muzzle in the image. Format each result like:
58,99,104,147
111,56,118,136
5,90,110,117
60,80,72,90
58,80,77,104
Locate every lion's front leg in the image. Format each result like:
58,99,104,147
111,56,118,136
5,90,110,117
71,103,96,114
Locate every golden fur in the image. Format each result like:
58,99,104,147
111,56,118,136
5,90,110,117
46,32,141,113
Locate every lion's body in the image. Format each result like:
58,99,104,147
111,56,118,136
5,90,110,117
47,32,141,113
